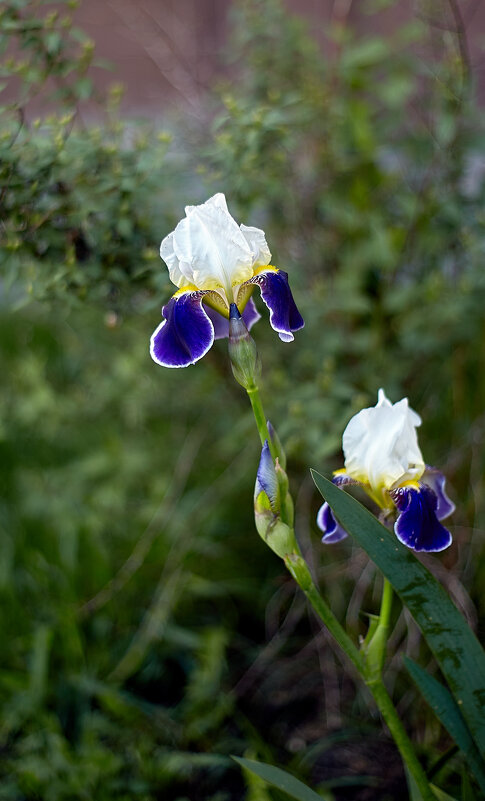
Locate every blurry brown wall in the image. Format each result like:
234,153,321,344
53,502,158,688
74,0,485,115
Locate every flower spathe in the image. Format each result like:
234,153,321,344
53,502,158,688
150,193,304,368
317,389,455,552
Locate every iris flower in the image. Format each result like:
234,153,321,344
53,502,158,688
317,389,455,552
150,193,304,368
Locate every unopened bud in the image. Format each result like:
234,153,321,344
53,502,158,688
254,440,297,558
228,303,261,390
275,458,294,527
267,421,286,469
254,491,297,558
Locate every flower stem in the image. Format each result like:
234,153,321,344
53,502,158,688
360,575,433,799
296,564,364,673
365,677,434,800
380,577,393,628
296,567,434,800
365,577,393,678
246,385,277,460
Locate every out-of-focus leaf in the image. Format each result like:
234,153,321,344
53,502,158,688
233,756,327,801
405,657,485,792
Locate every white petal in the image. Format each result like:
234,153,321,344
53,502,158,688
172,199,254,292
343,390,425,493
158,194,273,295
377,388,392,407
185,192,228,216
240,224,272,268
160,232,192,289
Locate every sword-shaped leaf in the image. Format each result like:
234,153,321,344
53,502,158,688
311,470,485,756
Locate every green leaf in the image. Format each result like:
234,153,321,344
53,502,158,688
232,756,325,801
404,766,422,801
430,786,459,801
461,768,478,801
405,657,485,793
311,471,485,757
405,766,442,801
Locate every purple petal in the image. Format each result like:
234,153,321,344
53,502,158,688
255,439,278,511
205,297,261,341
392,484,452,552
422,466,456,521
249,269,304,342
204,305,229,340
317,502,348,544
242,296,262,331
333,472,359,488
150,290,214,368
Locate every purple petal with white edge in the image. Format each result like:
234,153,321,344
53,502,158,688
317,502,348,544
150,291,214,368
205,297,261,341
255,439,278,511
392,484,452,552
422,466,456,521
249,269,304,342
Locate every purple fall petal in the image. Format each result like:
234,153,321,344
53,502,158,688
204,305,229,340
150,291,214,368
249,269,304,342
392,484,452,552
317,502,348,544
422,466,456,521
243,296,262,331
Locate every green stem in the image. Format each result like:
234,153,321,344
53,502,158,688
366,577,393,678
302,571,433,800
287,563,433,799
246,385,277,460
306,579,364,671
366,678,434,801
379,577,393,629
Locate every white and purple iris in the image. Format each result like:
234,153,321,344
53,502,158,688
150,193,304,368
317,389,455,553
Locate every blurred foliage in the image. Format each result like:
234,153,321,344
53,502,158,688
0,0,176,308
1,0,485,798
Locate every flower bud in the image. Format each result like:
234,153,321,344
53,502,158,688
228,303,261,390
267,420,286,469
254,440,297,558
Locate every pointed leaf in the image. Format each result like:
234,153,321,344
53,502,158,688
405,657,485,793
405,766,426,801
232,756,324,801
461,769,478,801
430,786,459,801
311,471,485,756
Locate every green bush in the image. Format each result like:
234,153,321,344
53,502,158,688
1,0,485,798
